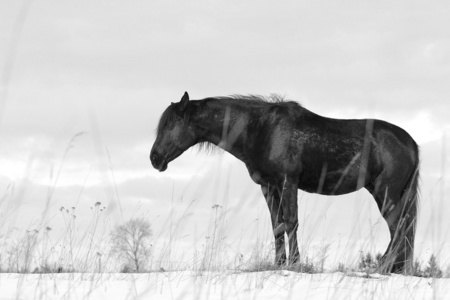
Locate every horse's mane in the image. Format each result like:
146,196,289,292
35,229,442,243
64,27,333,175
196,140,222,154
205,94,299,107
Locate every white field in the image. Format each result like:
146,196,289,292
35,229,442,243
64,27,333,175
0,271,448,300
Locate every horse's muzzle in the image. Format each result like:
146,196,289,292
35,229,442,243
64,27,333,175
150,151,168,172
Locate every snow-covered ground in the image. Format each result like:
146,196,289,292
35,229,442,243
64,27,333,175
0,271,448,300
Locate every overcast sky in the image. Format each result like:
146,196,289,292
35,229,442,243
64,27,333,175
1,0,450,267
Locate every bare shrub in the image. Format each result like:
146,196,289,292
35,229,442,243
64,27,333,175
110,218,153,272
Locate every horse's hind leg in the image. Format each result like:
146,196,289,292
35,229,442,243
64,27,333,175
369,181,417,274
261,184,286,266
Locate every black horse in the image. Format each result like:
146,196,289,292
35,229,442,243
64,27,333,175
150,92,419,274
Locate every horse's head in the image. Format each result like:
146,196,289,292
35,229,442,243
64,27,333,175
150,92,197,171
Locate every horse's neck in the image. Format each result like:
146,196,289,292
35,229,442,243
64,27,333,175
195,102,249,161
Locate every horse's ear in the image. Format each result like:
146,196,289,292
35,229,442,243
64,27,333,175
179,91,189,111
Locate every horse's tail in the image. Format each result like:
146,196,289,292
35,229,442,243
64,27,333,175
397,152,420,274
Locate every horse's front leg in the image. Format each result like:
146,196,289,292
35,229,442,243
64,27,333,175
261,184,286,266
278,177,300,264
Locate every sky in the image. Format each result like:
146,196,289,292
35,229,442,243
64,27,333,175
0,0,449,268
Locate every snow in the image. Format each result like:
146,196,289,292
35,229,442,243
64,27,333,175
1,271,449,300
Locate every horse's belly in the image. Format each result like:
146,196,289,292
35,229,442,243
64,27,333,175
298,172,361,196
